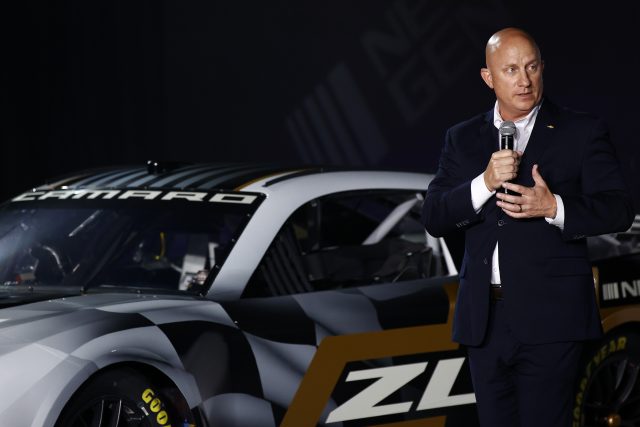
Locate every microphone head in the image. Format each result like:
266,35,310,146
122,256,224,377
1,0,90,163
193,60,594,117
499,121,516,136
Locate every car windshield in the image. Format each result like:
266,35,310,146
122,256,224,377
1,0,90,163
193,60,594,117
0,192,262,295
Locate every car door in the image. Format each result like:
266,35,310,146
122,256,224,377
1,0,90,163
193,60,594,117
223,190,478,427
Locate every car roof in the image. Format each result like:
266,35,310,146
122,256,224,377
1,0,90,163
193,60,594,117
35,162,430,194
35,163,304,192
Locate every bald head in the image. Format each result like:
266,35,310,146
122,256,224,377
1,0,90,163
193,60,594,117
485,28,541,67
480,27,544,121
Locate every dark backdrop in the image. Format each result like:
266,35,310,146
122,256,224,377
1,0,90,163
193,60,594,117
3,0,639,211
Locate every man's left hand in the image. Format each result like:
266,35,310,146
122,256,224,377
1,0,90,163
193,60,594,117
496,164,557,219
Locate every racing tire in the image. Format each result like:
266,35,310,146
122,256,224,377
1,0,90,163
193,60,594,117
55,366,194,427
573,328,640,427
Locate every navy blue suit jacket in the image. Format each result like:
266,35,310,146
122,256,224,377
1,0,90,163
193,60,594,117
422,100,634,346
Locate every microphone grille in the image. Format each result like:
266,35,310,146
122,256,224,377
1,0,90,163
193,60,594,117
499,121,516,136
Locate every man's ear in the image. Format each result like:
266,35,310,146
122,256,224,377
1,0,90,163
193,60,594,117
480,68,493,89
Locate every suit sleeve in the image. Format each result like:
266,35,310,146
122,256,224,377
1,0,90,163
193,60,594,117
561,119,634,240
421,128,482,237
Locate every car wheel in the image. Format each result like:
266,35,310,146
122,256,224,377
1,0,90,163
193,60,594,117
573,329,640,427
56,367,193,427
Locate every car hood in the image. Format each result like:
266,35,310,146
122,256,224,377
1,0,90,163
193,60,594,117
0,292,235,347
0,291,77,310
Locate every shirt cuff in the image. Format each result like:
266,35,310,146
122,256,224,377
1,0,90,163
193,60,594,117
471,173,495,213
545,194,565,229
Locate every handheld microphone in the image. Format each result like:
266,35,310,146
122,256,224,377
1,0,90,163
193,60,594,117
499,120,515,151
499,121,516,194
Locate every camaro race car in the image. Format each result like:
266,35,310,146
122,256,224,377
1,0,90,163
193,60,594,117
0,162,638,427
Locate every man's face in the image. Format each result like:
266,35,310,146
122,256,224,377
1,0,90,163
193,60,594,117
481,34,544,121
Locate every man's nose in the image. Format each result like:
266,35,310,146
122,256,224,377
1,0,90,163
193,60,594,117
517,70,531,87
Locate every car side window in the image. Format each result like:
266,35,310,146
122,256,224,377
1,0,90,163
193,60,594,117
243,190,447,297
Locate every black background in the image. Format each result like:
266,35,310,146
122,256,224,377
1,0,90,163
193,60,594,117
3,1,639,211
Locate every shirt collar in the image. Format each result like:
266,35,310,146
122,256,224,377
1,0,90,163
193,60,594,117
492,100,542,130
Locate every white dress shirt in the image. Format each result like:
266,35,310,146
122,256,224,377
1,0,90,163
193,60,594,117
470,101,565,284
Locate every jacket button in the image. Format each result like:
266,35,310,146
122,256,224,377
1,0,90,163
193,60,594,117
498,220,505,226
483,258,488,265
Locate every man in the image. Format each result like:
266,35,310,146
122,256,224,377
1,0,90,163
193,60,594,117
422,27,633,427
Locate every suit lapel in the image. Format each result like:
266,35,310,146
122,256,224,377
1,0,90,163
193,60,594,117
480,109,498,160
519,100,559,176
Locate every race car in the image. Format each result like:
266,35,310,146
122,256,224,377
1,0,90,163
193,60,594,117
0,162,637,427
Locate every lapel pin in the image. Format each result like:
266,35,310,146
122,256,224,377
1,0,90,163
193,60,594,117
547,124,555,129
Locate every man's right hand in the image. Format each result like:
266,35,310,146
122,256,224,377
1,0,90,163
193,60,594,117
483,149,522,191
